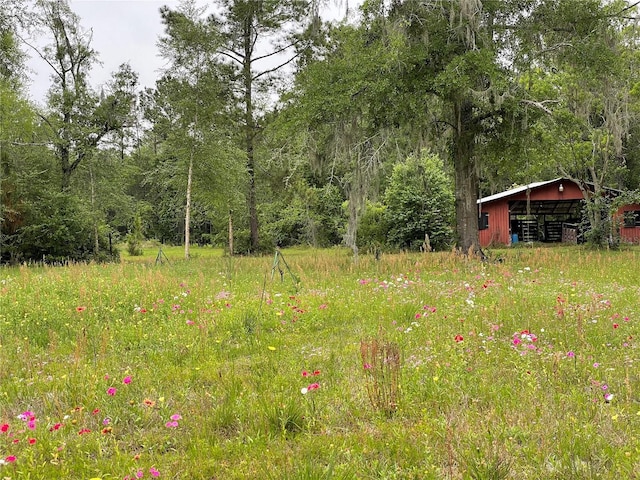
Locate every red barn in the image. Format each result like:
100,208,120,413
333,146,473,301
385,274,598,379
477,178,640,247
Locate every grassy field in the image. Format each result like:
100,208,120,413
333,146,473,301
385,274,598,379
0,246,639,479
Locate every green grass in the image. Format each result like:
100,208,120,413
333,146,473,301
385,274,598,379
0,246,639,479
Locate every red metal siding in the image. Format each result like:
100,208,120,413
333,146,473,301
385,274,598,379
478,201,510,246
507,181,584,201
617,203,640,244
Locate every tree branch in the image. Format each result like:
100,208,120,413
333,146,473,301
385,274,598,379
520,99,559,116
217,49,243,64
252,50,302,81
253,39,301,62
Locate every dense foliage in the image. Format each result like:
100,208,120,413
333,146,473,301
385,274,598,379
1,0,640,262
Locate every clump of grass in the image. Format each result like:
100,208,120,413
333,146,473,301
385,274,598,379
360,337,401,418
262,398,306,437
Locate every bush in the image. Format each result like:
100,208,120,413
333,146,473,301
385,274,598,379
357,202,389,251
383,151,455,251
15,191,117,263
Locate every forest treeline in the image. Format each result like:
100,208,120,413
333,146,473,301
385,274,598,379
1,0,640,263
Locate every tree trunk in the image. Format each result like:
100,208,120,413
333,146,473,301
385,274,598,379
184,149,193,260
228,210,234,256
453,100,481,255
244,18,259,252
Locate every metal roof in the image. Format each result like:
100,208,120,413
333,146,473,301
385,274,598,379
478,178,563,204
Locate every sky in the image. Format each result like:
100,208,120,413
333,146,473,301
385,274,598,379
25,0,360,105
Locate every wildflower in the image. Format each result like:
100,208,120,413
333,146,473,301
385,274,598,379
454,334,464,343
307,383,320,391
76,306,86,312
613,323,619,329
143,398,156,408
512,337,522,346
165,421,179,428
92,409,100,415
18,411,34,421
319,304,327,310
5,455,16,463
123,376,132,384
102,418,111,425
302,370,309,377
170,414,182,421
27,420,36,430
78,429,91,435
593,363,600,368
49,423,62,432
301,388,308,395
149,467,160,477
101,426,112,434
135,470,144,479
363,363,372,370
604,393,614,403
602,384,608,391
107,387,117,396
567,351,575,358
1,424,9,433
28,438,36,445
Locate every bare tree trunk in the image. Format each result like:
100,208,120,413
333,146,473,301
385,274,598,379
244,22,259,252
184,148,193,260
228,210,234,256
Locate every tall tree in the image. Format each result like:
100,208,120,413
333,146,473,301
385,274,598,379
29,0,137,190
382,0,539,254
159,1,221,259
283,18,403,257
210,0,317,251
154,0,244,256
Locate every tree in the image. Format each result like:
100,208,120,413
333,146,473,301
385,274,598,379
158,1,223,259
0,81,42,263
379,0,541,255
283,18,405,258
384,151,455,251
30,0,137,190
156,0,244,257
0,0,28,86
210,0,318,252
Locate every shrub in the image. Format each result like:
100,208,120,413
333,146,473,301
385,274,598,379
383,151,455,251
